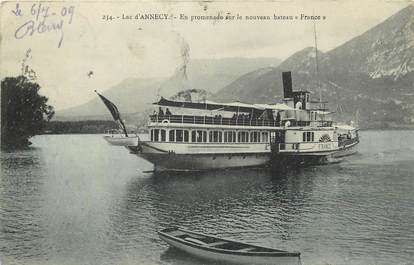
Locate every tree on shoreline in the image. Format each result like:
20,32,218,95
1,76,54,149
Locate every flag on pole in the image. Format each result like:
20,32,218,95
95,90,128,137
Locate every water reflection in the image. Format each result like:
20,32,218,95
114,166,318,265
147,167,315,239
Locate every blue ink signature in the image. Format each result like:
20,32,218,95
14,3,75,48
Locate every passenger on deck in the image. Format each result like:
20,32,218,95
165,108,172,115
276,112,281,123
159,107,164,115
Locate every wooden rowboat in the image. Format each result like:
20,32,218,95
158,227,301,265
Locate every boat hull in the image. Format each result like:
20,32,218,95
103,135,139,146
272,140,359,167
332,140,359,158
128,142,358,171
127,136,359,170
136,152,271,171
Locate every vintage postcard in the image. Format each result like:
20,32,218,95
1,0,413,265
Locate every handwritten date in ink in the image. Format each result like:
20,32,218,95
14,3,75,48
12,3,22,16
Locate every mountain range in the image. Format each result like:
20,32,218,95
55,58,281,120
213,5,414,128
57,5,414,129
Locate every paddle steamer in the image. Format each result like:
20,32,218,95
127,71,359,170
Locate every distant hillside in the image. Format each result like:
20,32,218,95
327,5,414,80
55,57,281,121
214,5,414,129
43,120,118,134
55,78,163,121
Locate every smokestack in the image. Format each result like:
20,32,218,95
282,71,293,98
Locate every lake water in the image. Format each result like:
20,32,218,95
1,131,413,265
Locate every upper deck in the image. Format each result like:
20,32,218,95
149,114,333,128
151,71,334,130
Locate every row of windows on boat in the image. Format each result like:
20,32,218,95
302,132,332,142
303,132,315,142
150,129,269,143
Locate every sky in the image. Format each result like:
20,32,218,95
0,0,411,110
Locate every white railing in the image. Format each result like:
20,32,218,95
149,114,332,128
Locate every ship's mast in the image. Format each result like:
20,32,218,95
313,18,321,103
313,18,326,124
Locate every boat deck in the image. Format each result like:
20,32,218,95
150,114,333,128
